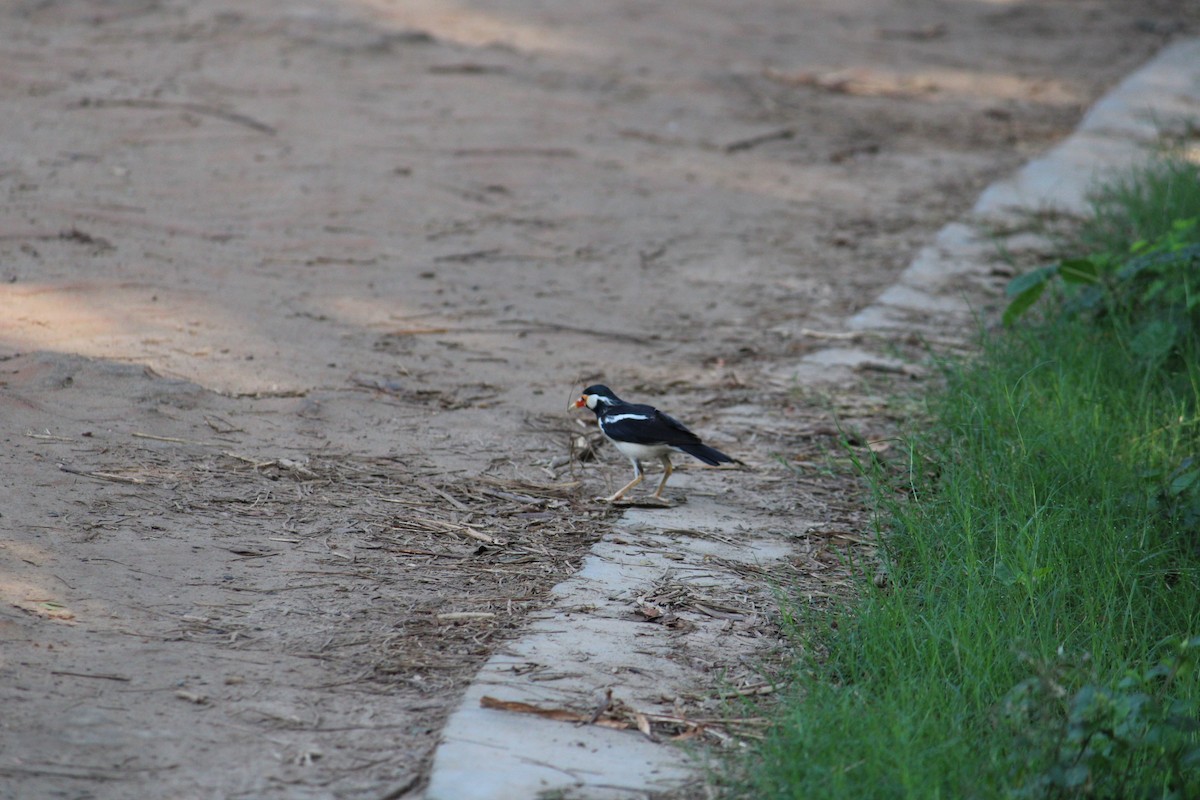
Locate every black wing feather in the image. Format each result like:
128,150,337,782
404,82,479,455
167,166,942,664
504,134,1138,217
675,442,737,466
600,403,703,447
595,398,739,466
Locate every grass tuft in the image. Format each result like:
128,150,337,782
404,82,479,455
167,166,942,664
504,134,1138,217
1079,158,1200,256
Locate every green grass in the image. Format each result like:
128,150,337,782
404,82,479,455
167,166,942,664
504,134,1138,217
734,158,1200,799
1078,158,1200,256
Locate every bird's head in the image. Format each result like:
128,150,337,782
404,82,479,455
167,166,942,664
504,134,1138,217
573,384,618,411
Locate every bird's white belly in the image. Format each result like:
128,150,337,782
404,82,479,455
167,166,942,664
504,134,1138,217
610,439,673,464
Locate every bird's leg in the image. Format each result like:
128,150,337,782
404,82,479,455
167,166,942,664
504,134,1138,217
652,455,673,500
606,461,644,503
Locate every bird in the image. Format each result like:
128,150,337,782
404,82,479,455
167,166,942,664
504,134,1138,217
573,384,737,503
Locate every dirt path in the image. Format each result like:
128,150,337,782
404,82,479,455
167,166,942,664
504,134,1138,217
1,1,1194,797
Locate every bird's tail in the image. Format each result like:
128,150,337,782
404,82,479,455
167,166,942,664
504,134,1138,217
677,443,740,466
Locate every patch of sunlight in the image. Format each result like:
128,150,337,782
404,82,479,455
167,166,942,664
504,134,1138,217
0,281,321,395
354,0,605,58
0,578,77,624
764,65,1082,105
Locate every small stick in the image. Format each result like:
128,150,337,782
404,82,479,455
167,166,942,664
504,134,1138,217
724,127,796,153
132,432,222,446
58,464,147,485
203,414,243,433
50,670,131,682
799,328,872,341
799,327,970,349
411,516,505,545
389,547,467,559
78,97,276,135
434,248,502,263
221,452,278,469
452,147,576,158
500,318,651,345
384,327,452,336
436,612,496,622
25,431,75,442
427,485,469,511
725,684,777,697
450,526,503,546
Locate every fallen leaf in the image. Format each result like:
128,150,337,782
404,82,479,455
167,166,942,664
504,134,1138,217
635,601,664,620
634,712,658,742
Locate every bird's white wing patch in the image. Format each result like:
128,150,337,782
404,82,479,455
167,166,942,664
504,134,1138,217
603,413,651,424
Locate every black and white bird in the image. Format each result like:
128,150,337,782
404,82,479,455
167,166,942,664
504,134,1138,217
573,384,737,502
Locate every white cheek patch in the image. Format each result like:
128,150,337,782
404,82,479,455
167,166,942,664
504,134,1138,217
603,413,651,424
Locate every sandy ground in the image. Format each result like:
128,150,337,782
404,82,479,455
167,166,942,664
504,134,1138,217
1,0,1196,797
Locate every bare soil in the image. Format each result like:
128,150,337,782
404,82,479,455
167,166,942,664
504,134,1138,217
0,1,1195,797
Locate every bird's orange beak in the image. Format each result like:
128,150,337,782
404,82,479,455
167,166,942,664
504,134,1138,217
573,395,587,409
